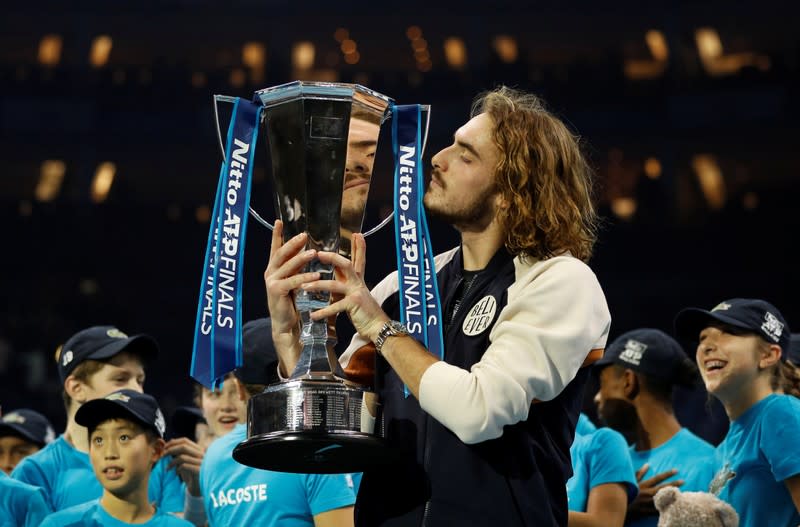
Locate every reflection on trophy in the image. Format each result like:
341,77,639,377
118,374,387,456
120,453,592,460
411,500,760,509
232,81,393,474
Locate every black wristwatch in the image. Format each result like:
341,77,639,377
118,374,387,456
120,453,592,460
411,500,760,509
374,320,409,355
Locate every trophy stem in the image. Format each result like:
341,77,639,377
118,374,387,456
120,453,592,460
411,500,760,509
290,261,345,379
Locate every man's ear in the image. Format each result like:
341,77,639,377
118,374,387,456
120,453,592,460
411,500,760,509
65,375,88,405
759,344,782,369
233,377,247,402
622,369,640,400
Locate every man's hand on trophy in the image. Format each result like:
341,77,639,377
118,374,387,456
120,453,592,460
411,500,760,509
264,220,321,375
304,233,390,344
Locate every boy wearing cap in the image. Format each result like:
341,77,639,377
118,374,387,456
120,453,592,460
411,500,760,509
0,409,55,474
593,328,716,527
11,325,185,513
199,318,357,527
40,389,193,526
674,298,800,526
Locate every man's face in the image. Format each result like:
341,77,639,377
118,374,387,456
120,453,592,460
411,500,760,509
425,112,501,232
341,117,380,230
0,435,40,474
593,365,638,433
90,419,160,497
75,352,146,405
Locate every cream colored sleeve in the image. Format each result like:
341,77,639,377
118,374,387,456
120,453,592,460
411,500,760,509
418,257,611,444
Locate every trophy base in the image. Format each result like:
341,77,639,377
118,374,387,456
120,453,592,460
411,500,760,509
232,430,392,473
235,377,395,473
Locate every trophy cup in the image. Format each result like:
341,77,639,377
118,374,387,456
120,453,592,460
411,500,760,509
230,81,394,474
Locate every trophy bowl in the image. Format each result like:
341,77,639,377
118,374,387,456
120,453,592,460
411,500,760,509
230,81,396,473
233,379,392,473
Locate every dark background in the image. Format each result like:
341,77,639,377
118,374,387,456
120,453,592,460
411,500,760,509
1,1,796,442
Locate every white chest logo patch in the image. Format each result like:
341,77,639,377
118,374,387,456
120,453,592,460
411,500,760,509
462,295,497,336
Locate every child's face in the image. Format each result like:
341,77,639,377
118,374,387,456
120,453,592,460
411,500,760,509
695,324,765,399
0,435,41,474
200,375,246,438
82,352,146,402
89,419,161,497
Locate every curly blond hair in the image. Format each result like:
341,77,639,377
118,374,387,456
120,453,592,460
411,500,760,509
471,86,599,262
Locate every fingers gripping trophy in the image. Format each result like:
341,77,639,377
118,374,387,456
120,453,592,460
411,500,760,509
191,81,429,473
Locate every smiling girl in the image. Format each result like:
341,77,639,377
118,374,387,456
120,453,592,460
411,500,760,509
675,298,800,526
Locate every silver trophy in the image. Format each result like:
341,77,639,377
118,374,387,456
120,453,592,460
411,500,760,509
227,81,394,473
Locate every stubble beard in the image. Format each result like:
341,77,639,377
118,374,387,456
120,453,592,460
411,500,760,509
424,184,499,232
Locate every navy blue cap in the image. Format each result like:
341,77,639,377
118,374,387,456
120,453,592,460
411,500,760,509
0,409,55,446
58,326,159,384
789,334,800,364
595,328,696,385
169,406,206,441
234,318,279,385
75,389,166,438
674,298,791,357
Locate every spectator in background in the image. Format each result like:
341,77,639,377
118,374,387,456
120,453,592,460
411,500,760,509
0,405,51,527
41,390,192,527
200,318,357,527
0,408,55,474
11,326,185,513
675,298,800,526
594,328,716,527
191,371,246,449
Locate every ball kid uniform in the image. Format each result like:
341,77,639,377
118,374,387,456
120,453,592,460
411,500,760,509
1,469,50,527
11,435,184,512
200,424,356,527
709,394,800,527
626,428,716,527
340,247,611,527
567,427,637,512
40,498,193,527
575,413,597,437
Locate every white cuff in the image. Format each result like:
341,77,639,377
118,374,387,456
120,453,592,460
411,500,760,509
183,489,206,527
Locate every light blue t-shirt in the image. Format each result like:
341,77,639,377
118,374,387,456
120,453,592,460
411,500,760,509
0,470,50,527
200,424,356,527
710,394,800,527
627,427,716,527
567,427,638,512
40,499,193,527
11,435,185,512
575,412,597,437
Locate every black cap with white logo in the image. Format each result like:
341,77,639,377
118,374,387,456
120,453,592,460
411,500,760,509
75,389,166,438
595,328,698,386
0,409,56,447
58,326,159,384
674,298,791,358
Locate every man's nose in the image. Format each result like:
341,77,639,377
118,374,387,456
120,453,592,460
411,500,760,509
431,148,448,171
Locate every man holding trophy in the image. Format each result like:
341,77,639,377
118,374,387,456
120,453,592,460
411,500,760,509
264,86,611,526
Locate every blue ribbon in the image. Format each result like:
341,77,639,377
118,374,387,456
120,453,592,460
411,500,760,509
392,104,444,397
191,98,262,389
